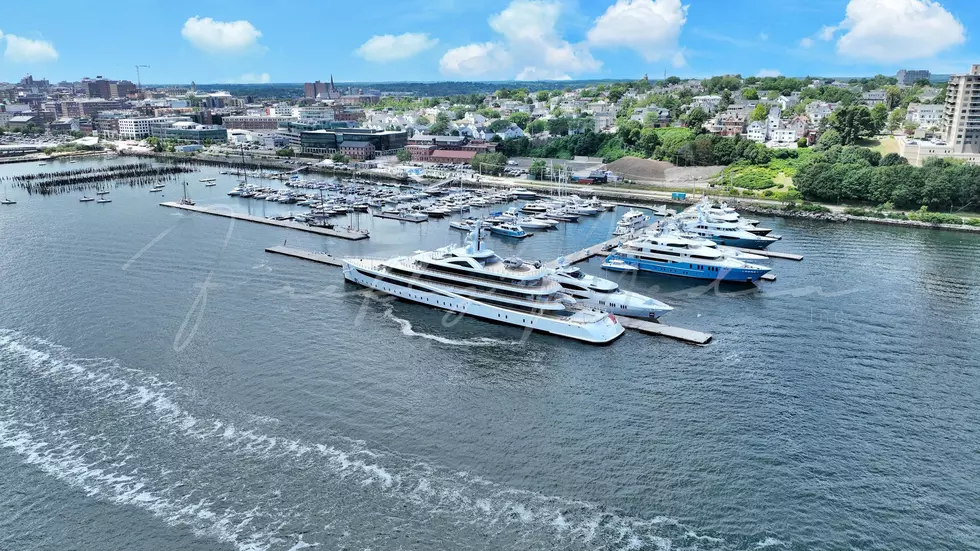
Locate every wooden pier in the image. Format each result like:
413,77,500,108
265,245,344,266
160,202,369,240
618,318,712,345
736,247,803,261
372,211,427,223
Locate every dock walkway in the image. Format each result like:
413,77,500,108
265,245,344,266
161,202,369,240
737,247,803,261
618,318,712,345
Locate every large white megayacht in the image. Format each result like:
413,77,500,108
342,222,624,344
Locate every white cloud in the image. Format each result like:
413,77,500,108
355,33,438,62
439,0,599,80
799,37,815,48
757,69,781,77
586,0,688,62
230,72,271,84
819,25,838,41
834,0,965,62
671,50,686,68
758,32,769,41
3,33,59,63
181,16,262,54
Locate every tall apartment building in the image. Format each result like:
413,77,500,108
941,65,980,154
896,69,930,86
82,77,136,99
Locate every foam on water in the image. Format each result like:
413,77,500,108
382,306,525,347
0,328,740,550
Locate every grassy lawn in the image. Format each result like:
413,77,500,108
868,135,900,156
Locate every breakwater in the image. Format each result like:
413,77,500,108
5,162,196,195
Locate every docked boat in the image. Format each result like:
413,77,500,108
149,185,164,193
204,181,217,187
79,196,95,202
553,266,672,320
680,217,779,249
179,181,195,206
606,232,771,282
488,222,530,239
449,217,484,232
515,217,553,230
601,258,638,272
613,209,650,236
200,178,216,183
96,198,112,204
510,188,538,199
374,208,428,223
423,205,451,217
342,224,624,344
2,184,15,205
96,190,110,196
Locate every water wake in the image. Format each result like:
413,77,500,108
0,329,733,550
382,306,525,347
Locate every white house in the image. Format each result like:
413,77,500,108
805,102,834,124
746,121,767,142
766,106,782,135
770,128,798,143
594,112,615,132
906,103,943,128
690,95,722,113
861,90,887,107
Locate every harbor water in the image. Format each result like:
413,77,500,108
1,157,979,550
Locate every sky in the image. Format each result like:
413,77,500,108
1,0,978,84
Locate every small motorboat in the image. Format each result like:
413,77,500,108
149,186,163,193
96,198,112,204
204,182,217,187
601,258,638,272
96,190,110,195
79,196,95,202
488,223,530,239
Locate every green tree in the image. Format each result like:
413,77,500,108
508,112,530,129
395,149,412,162
816,128,843,149
903,121,919,135
880,152,908,166
331,153,349,164
535,91,549,102
276,148,295,157
547,117,570,136
528,119,547,134
471,152,508,175
428,112,451,135
797,137,809,148
750,104,769,122
488,119,511,133
870,103,889,134
828,105,874,145
638,128,660,156
617,120,643,148
719,89,733,111
529,159,547,180
686,107,710,133
887,108,906,132
416,115,430,126
885,86,902,109
743,88,760,100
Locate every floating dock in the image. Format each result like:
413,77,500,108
618,318,712,345
161,202,369,240
265,245,343,266
738,247,803,261
548,236,622,268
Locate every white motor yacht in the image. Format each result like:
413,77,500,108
342,224,624,344
553,266,672,320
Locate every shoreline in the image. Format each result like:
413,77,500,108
109,152,980,235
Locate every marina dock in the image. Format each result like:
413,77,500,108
736,248,803,261
265,245,343,266
160,202,369,240
549,236,622,267
618,318,712,345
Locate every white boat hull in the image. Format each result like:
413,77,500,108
343,260,624,344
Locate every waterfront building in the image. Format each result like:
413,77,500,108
299,128,407,156
149,120,228,143
940,64,980,154
223,115,295,131
906,103,944,128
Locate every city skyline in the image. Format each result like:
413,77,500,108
1,0,979,84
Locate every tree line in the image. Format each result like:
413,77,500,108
794,146,980,212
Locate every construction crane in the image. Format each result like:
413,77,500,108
135,65,149,91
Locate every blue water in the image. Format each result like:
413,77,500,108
1,156,979,550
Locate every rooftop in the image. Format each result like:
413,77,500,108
431,149,476,159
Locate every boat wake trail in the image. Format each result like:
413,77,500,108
382,306,525,347
0,329,736,550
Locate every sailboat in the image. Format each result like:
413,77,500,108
1,183,15,205
180,181,196,206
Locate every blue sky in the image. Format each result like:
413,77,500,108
1,0,978,84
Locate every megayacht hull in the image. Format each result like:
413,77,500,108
343,260,624,344
608,256,769,282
